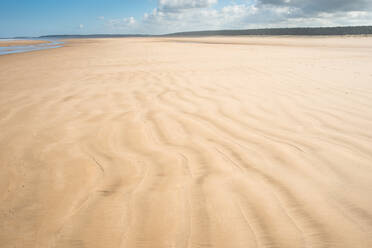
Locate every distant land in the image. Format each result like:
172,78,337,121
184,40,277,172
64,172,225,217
165,25,372,37
1,25,371,39
38,26,372,39
38,34,151,39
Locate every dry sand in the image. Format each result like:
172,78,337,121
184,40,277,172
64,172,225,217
0,37,372,248
0,40,50,47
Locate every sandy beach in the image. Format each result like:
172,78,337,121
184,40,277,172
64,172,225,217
1,36,372,248
0,39,50,47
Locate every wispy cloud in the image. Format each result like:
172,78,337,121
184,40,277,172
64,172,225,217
106,17,137,31
158,0,217,11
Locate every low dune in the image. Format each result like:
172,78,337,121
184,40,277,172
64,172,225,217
0,37,372,248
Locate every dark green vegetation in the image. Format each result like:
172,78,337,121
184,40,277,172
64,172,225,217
166,26,372,37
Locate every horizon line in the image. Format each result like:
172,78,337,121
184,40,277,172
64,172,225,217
2,25,372,39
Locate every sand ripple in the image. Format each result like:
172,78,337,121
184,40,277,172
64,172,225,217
0,37,372,248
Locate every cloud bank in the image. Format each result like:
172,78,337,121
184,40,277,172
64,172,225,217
104,0,372,34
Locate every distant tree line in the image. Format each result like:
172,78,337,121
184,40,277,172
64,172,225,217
166,26,372,37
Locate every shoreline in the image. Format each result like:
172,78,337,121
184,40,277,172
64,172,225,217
0,39,64,56
0,39,51,47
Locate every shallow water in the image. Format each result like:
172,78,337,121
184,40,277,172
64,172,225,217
0,39,63,55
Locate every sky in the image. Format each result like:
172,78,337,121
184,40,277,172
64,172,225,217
1,0,372,37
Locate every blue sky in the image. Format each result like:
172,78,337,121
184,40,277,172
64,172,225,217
1,0,371,37
0,0,156,37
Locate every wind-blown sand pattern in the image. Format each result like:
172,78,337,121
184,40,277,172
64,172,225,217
0,37,372,248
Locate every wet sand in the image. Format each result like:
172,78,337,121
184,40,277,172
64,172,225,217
0,39,50,47
1,37,372,248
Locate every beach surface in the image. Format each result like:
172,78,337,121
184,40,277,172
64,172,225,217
0,39,50,47
1,36,372,248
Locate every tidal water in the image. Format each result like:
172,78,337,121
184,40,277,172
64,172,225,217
0,39,63,55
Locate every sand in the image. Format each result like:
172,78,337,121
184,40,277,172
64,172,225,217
0,36,372,248
0,40,51,47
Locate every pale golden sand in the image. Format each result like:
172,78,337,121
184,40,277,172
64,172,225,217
0,37,372,248
0,40,50,47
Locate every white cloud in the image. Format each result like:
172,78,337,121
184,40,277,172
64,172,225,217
159,0,217,11
79,24,84,29
125,17,136,25
106,16,137,31
101,0,372,34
